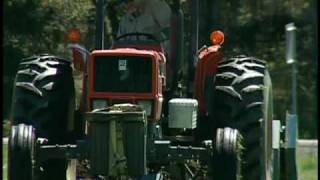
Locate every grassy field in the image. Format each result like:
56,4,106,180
297,149,318,180
2,144,318,180
3,144,8,180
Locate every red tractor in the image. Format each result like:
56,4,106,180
8,1,277,180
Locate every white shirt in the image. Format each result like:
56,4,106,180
117,0,171,51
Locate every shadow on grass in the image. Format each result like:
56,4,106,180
2,143,318,180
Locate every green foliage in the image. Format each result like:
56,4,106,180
2,120,11,137
3,0,95,118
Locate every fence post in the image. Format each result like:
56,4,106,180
272,120,281,180
285,112,298,180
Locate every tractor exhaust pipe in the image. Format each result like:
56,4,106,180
187,0,199,97
169,0,184,93
95,0,105,49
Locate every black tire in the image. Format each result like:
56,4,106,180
210,55,273,180
213,127,242,180
10,54,75,180
8,124,35,180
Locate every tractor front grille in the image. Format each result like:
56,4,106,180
94,56,152,93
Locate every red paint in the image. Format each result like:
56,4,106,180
193,45,223,115
111,44,164,53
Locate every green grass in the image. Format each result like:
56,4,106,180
2,143,318,180
297,150,318,180
3,144,8,180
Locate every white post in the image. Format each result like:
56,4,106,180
272,120,281,180
66,159,77,180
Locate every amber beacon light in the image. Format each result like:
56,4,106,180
210,30,224,45
67,28,81,43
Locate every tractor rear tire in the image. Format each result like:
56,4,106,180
10,54,75,180
8,124,35,180
211,55,273,180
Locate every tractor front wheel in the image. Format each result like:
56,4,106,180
212,127,243,180
10,54,75,180
8,124,35,180
210,55,273,179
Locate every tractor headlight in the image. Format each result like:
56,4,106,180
92,99,108,110
137,100,152,116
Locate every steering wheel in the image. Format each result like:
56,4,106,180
115,32,160,43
